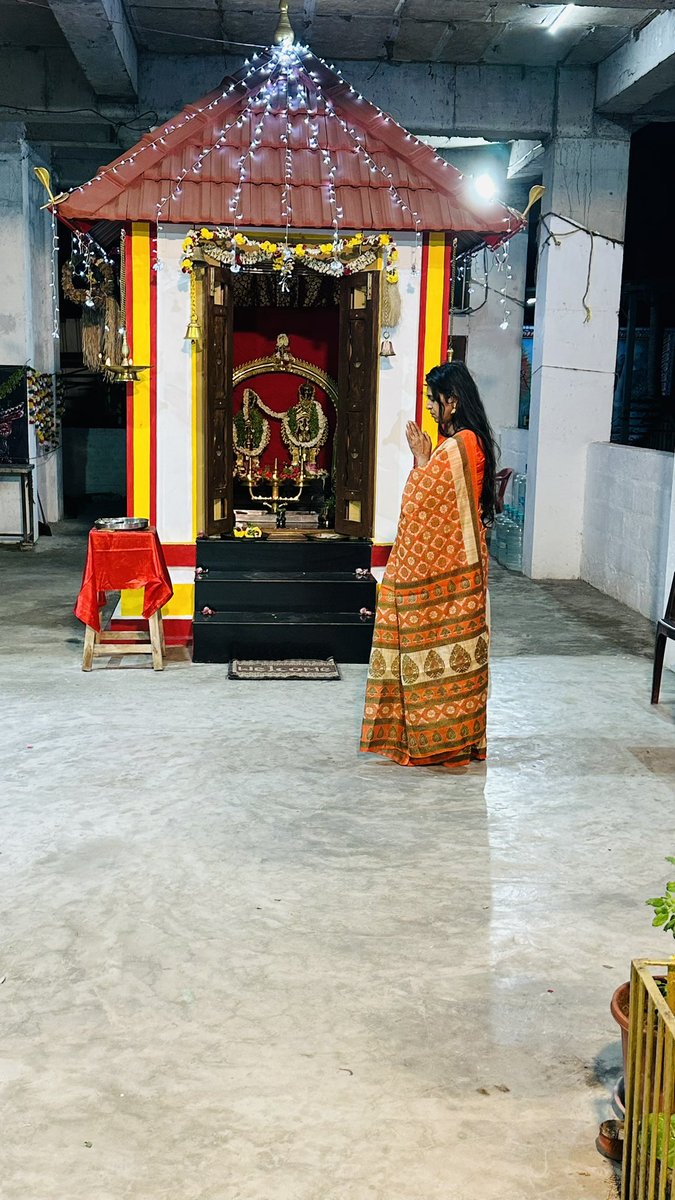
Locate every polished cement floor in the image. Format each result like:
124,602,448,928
2,523,675,1200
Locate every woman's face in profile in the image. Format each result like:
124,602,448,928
427,390,455,430
426,389,442,419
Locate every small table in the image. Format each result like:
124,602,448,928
0,463,35,547
74,527,174,671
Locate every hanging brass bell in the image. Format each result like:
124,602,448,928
380,335,395,358
185,320,201,343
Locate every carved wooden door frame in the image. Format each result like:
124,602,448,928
334,271,380,539
204,265,234,537
203,266,379,541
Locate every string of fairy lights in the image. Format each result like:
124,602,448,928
48,39,519,341
151,40,495,266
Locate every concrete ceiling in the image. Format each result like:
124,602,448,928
0,0,666,66
1,0,674,189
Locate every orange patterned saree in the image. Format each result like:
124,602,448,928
360,430,489,767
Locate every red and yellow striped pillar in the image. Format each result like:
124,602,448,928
416,232,453,442
121,220,157,618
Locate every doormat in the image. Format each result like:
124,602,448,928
228,658,341,681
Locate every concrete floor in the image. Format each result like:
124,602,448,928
2,523,675,1200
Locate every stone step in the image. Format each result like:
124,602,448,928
192,609,375,664
195,571,377,613
195,536,372,573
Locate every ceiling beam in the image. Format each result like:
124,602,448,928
47,0,138,101
139,55,558,140
302,0,317,44
431,24,457,62
384,0,407,61
596,9,675,114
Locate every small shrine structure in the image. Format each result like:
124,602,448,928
58,10,523,645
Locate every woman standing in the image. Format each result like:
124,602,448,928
360,361,497,768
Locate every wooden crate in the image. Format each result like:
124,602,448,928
623,959,675,1200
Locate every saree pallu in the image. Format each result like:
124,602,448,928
361,431,489,767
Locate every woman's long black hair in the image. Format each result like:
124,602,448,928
425,361,499,526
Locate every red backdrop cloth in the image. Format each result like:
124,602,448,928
233,308,339,475
74,528,174,631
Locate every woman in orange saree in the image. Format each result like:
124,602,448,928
360,361,496,768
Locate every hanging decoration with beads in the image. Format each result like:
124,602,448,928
61,232,124,374
61,256,114,307
27,369,63,450
181,228,398,295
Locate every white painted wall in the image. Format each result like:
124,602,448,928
373,233,421,545
156,227,193,544
524,223,623,579
581,443,673,621
25,149,62,525
498,427,529,477
0,134,61,539
453,228,528,436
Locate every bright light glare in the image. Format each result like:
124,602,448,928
548,4,576,33
475,174,496,200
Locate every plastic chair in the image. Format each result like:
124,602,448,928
651,574,675,703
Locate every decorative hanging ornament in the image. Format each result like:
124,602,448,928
273,0,295,46
181,229,396,286
61,257,114,307
185,270,201,343
447,236,459,361
379,331,395,358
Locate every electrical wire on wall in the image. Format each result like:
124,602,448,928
455,210,625,328
538,211,624,324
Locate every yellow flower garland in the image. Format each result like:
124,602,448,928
180,229,398,281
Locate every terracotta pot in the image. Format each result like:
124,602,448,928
611,980,631,1083
611,977,668,1087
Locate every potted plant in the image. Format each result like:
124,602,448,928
611,857,675,1093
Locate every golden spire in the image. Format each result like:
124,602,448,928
274,0,295,45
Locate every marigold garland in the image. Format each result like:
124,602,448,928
180,229,397,290
27,369,62,450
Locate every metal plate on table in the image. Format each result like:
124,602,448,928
94,517,149,531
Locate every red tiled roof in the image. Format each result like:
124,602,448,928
59,47,522,247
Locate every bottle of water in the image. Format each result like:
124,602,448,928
514,473,527,527
490,512,504,561
505,520,523,572
496,516,510,565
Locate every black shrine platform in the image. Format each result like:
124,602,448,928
192,537,378,663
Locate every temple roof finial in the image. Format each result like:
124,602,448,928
274,0,295,46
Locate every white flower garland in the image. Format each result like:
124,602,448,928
180,229,399,291
242,388,328,452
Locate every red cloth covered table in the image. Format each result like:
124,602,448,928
74,528,174,632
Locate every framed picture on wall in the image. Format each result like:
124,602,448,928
0,366,29,465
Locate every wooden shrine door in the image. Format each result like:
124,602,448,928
204,265,234,537
334,271,380,538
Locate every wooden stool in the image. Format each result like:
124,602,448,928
82,610,166,672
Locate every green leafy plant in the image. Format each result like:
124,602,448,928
646,857,675,933
649,1114,675,1171
646,856,675,1012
